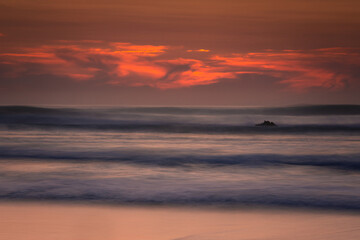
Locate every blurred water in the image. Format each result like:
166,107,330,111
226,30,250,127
0,105,359,210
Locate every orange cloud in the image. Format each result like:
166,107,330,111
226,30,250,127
154,58,235,88
186,49,210,53
110,42,168,56
0,42,235,89
0,42,359,91
0,33,4,37
0,42,169,84
212,48,360,91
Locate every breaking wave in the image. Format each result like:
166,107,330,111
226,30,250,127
0,147,359,171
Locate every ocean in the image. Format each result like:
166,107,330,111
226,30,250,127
0,105,360,211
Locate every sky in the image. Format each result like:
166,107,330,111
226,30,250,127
0,0,360,106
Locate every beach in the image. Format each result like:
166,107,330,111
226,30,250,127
1,202,360,240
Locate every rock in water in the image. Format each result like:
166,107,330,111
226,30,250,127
255,120,277,127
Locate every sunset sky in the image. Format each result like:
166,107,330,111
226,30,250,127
1,0,360,106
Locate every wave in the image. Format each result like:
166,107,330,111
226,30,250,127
0,106,68,114
2,122,360,134
1,149,359,171
0,163,359,211
1,192,359,211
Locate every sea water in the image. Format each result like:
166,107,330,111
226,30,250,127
0,105,360,211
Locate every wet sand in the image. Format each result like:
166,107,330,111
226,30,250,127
1,202,360,240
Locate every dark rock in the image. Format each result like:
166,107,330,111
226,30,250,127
255,120,277,127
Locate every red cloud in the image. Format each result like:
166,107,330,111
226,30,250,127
110,42,168,56
186,49,210,53
0,42,234,88
154,58,234,88
212,48,360,91
0,43,168,83
0,42,359,91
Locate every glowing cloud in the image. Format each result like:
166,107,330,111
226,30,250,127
0,42,169,84
0,41,359,91
0,42,234,89
187,49,210,53
212,48,360,91
155,58,234,88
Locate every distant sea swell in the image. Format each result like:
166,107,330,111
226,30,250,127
1,105,360,134
2,104,360,115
